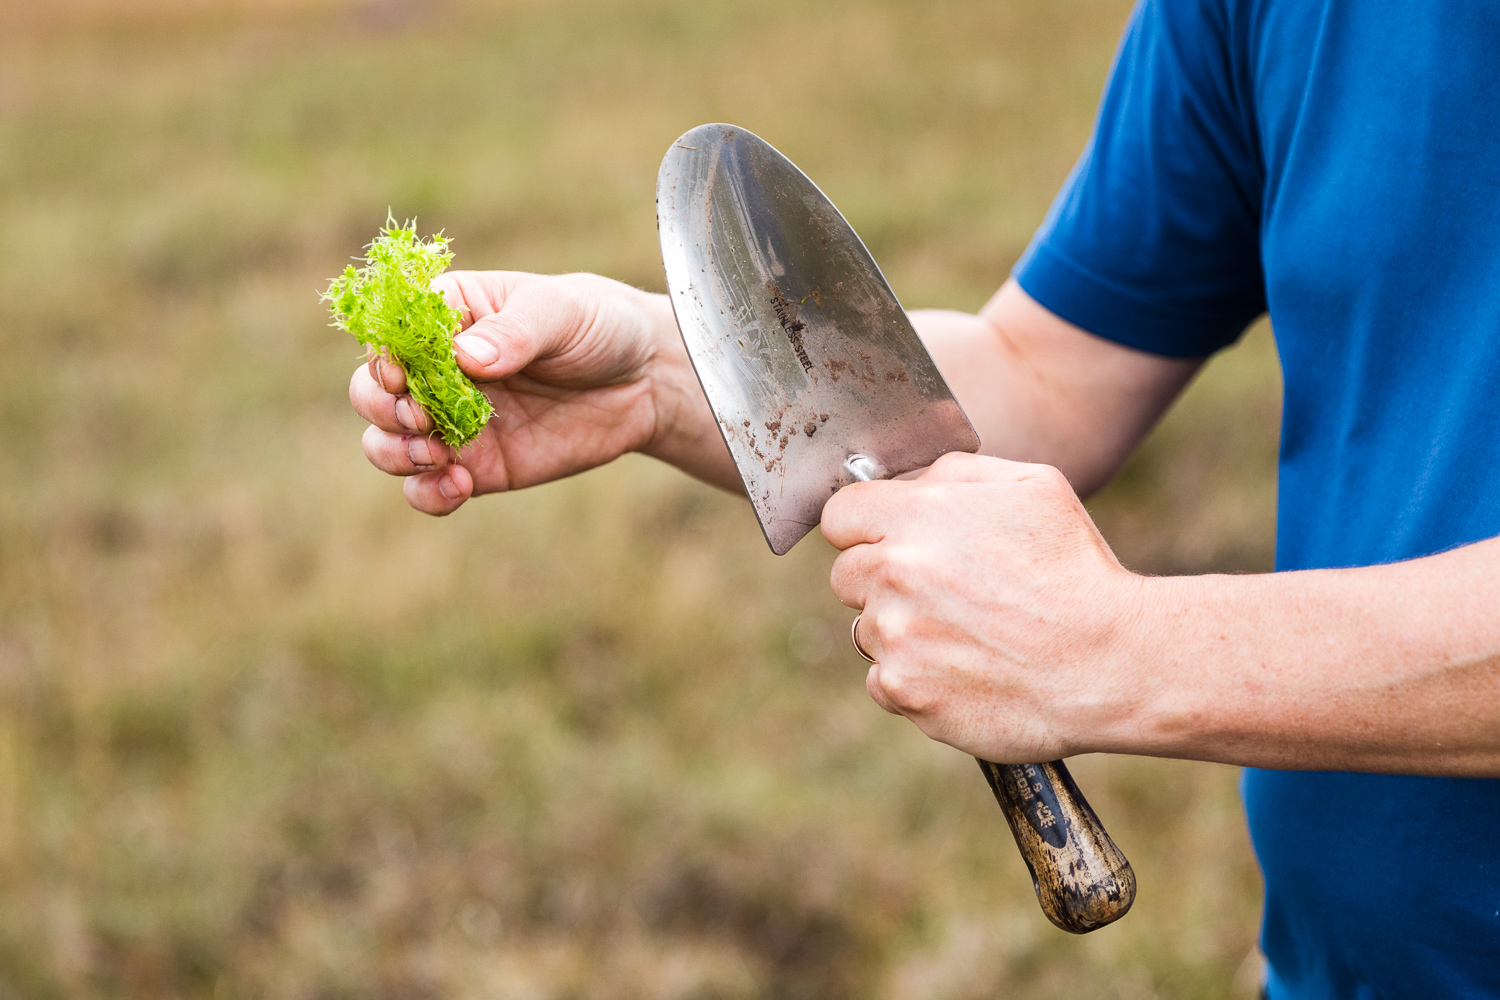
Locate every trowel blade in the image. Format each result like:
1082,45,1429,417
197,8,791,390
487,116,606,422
656,123,980,554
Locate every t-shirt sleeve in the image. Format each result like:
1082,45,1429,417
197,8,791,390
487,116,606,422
1014,0,1267,358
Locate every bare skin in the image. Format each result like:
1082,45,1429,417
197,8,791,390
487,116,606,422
349,272,1500,777
823,453,1500,777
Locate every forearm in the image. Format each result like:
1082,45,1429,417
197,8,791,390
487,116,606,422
911,280,1200,496
645,276,1203,498
1111,537,1500,776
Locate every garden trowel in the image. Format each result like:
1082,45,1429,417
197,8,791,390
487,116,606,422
656,123,1136,933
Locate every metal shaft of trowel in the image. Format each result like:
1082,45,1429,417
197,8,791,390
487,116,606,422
842,454,889,484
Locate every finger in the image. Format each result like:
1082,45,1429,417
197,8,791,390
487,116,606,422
366,350,409,395
392,395,435,434
349,366,435,434
918,451,1040,484
865,664,901,715
447,280,594,383
851,611,881,661
403,465,473,516
862,607,930,719
829,545,879,609
431,272,479,332
820,480,906,550
432,270,521,333
361,425,453,476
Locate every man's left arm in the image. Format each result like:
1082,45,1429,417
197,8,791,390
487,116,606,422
823,453,1500,778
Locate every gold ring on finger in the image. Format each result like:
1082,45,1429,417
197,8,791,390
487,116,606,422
851,613,877,664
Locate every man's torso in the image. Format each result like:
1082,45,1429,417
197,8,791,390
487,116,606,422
1015,2,1500,995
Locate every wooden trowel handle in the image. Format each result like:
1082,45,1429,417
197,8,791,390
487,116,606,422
977,758,1135,933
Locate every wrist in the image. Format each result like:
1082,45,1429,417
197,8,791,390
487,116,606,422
632,292,745,492
1085,573,1208,758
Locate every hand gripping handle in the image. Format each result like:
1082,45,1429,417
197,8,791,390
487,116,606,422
838,457,1134,933
977,758,1136,932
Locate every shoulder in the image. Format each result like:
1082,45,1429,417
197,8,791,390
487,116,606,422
1012,0,1270,357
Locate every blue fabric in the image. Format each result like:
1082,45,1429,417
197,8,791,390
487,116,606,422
1013,1,1500,996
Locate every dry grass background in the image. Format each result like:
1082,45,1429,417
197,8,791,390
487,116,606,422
0,0,1281,996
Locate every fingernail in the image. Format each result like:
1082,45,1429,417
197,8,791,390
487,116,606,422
438,474,461,500
454,335,498,366
407,436,435,467
394,396,419,431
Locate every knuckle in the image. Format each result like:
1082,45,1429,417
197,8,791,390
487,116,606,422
866,668,898,714
1035,463,1070,491
874,665,931,715
546,279,589,322
912,482,947,508
431,270,463,294
932,451,966,473
875,611,909,648
562,272,607,297
879,544,932,592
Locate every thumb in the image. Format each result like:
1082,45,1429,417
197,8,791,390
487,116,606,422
918,451,1046,484
439,273,591,383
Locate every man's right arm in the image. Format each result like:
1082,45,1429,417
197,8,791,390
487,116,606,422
349,271,1201,512
912,278,1201,497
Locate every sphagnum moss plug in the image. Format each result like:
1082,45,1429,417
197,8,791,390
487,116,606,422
323,216,494,449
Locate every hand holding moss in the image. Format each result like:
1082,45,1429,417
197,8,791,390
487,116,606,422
346,255,739,515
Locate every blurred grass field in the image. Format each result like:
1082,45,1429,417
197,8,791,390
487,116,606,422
0,0,1281,997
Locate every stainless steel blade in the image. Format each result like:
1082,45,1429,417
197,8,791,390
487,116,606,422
657,123,980,554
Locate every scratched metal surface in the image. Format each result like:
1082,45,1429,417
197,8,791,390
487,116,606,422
656,123,980,554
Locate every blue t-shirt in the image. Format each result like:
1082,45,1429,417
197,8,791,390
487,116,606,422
1013,1,1500,996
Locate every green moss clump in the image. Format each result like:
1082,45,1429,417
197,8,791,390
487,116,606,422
323,216,494,449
